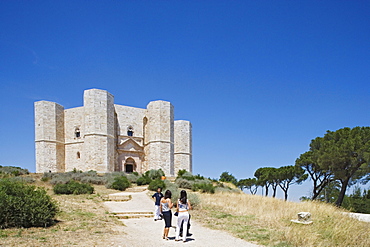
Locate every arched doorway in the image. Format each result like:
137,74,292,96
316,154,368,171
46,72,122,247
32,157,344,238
124,158,136,173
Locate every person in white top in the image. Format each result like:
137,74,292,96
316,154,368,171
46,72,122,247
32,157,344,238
175,190,192,242
160,190,173,240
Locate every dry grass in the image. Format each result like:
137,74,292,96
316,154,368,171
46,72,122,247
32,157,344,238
0,183,125,247
192,192,370,247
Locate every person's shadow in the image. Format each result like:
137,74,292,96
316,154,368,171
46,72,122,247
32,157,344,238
167,237,195,242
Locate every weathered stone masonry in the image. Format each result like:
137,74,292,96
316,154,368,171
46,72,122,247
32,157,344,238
35,88,192,176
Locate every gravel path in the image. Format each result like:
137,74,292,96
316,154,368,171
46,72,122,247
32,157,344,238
104,190,261,247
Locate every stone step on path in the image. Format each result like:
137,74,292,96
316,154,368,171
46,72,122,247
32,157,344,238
104,189,155,220
107,194,131,202
125,186,148,193
104,186,147,201
113,211,154,219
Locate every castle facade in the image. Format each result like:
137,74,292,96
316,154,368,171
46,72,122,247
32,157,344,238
34,89,192,176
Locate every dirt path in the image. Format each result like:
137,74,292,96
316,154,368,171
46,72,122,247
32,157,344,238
104,190,261,247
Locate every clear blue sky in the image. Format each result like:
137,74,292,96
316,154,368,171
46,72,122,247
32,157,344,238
1,1,369,201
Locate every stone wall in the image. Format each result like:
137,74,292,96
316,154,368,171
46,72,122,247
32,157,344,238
64,107,85,171
115,105,146,137
35,101,65,173
144,100,174,176
174,120,192,174
83,89,115,172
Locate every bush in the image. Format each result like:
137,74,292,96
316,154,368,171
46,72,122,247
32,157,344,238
126,173,139,183
177,170,194,180
192,182,215,194
0,179,58,228
111,176,131,191
50,175,72,185
177,169,188,178
53,180,94,195
0,166,29,176
164,180,179,193
136,176,151,185
187,192,200,208
145,169,165,180
47,171,107,185
8,176,35,184
148,179,166,191
176,178,194,189
80,176,106,185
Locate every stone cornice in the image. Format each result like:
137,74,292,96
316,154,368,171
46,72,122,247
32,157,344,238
117,149,144,154
145,140,174,145
35,139,64,144
84,133,115,138
65,140,84,145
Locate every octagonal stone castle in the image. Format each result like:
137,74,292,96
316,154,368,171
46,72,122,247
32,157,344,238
35,88,192,176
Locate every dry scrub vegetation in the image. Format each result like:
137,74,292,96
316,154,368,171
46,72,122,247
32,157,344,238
0,181,125,247
192,192,370,247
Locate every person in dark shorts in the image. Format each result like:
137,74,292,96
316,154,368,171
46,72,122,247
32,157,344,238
160,190,173,240
152,187,163,221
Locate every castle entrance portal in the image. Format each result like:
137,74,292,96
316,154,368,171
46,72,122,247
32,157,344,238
124,158,136,173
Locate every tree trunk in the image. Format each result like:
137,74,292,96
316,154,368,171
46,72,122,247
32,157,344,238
312,191,319,200
272,186,277,198
265,185,269,197
335,178,349,207
284,190,288,201
311,178,331,200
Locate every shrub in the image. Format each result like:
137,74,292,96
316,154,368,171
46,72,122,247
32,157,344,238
176,178,194,189
8,176,35,183
53,180,94,195
80,176,106,185
0,179,58,228
187,192,200,208
136,176,151,185
177,169,188,178
145,169,165,180
164,180,179,193
178,170,195,181
42,172,54,181
192,182,215,194
194,174,205,180
163,180,180,202
111,176,131,191
148,179,166,191
50,175,72,185
126,173,139,183
0,166,29,176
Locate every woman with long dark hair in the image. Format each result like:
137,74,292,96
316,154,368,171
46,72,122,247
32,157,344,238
160,190,173,240
175,190,192,242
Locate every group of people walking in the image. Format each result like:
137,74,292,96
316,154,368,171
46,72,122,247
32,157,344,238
152,187,192,243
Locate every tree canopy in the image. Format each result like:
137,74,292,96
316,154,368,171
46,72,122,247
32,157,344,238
219,171,237,185
276,165,307,200
254,167,279,197
237,178,258,194
308,127,370,206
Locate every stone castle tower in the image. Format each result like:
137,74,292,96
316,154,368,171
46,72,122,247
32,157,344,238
35,89,192,176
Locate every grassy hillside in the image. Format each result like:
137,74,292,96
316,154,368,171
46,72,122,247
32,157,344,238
192,192,370,246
